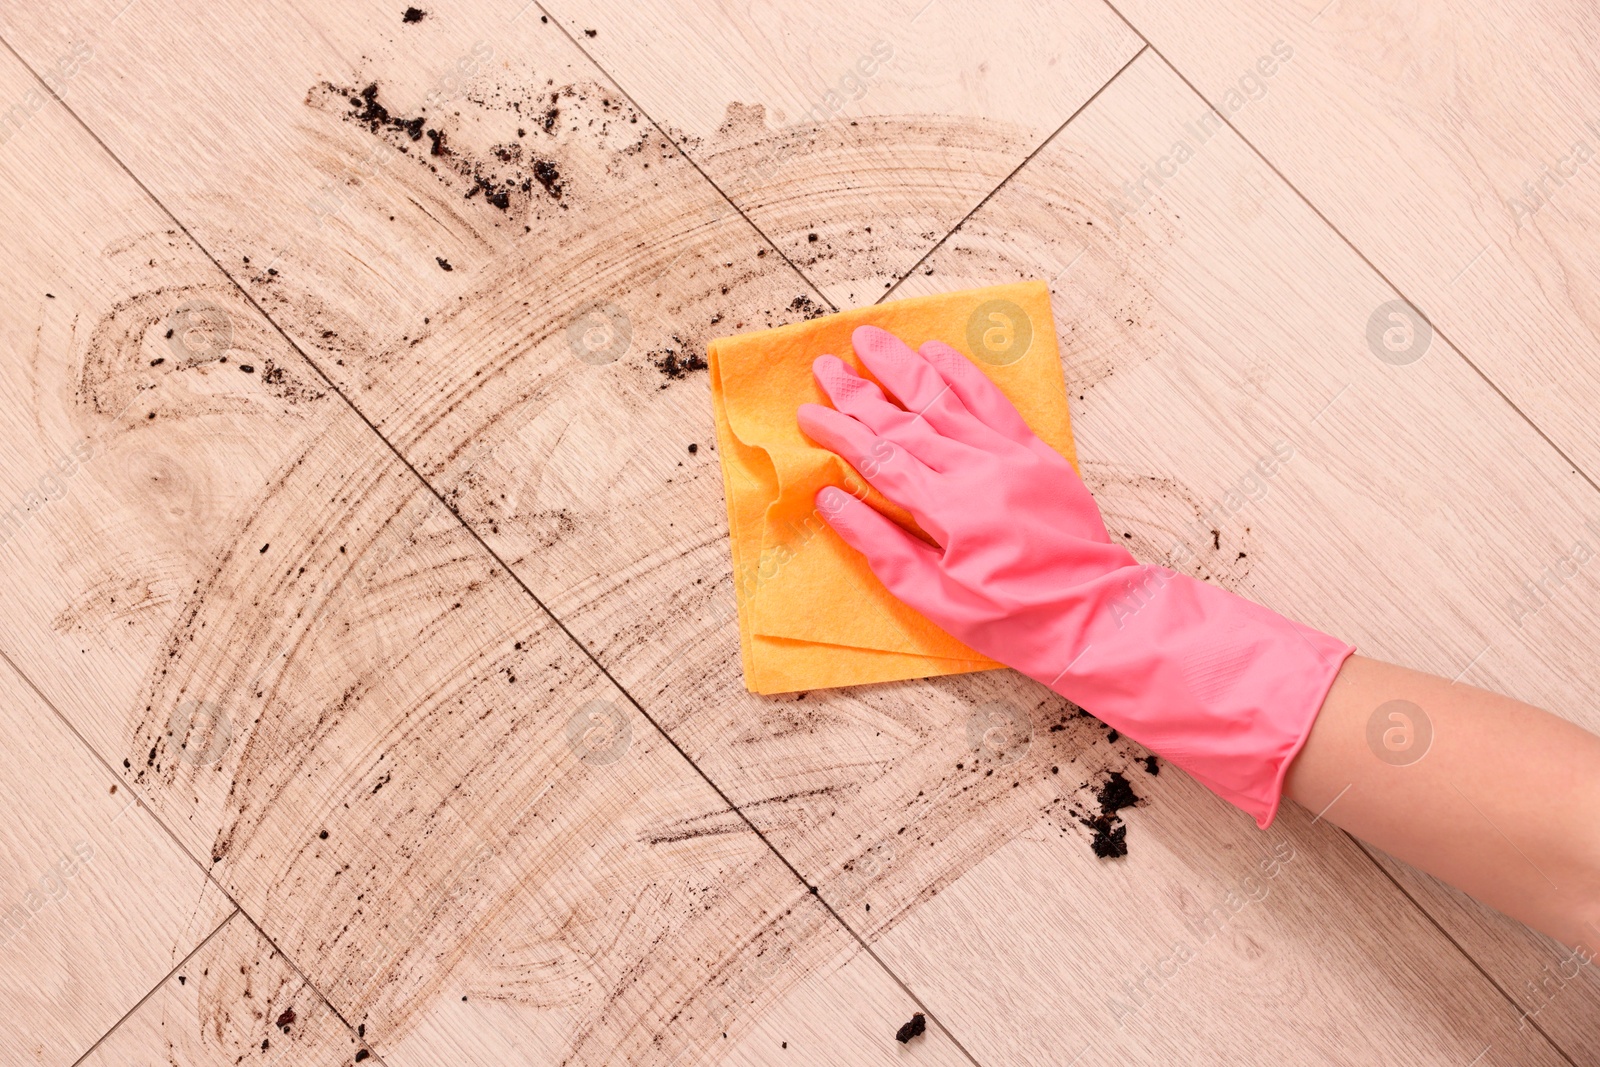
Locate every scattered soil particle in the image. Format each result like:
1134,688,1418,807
653,337,708,380
895,1012,926,1043
345,83,424,141
1097,771,1139,815
1079,771,1141,859
239,364,255,373
402,6,425,21
687,443,698,454
658,351,706,377
532,158,563,198
1084,815,1128,858
356,1052,371,1063
584,28,597,37
788,294,826,320
1142,755,1160,776
436,256,454,271
275,1007,295,1031
467,173,518,209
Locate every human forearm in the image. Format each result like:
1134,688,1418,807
1286,654,1600,949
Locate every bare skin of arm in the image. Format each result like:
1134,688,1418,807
1285,654,1600,951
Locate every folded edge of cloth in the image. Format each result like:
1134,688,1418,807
707,279,1077,694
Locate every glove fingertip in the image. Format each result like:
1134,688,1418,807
815,487,887,555
851,324,893,347
812,352,847,376
814,485,858,522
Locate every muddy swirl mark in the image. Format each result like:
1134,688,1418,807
685,102,1039,304
72,57,1230,1067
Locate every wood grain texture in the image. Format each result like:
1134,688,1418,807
538,0,1143,307
0,0,1593,1063
1103,0,1600,580
888,46,1600,1062
3,2,1586,1065
1073,2,1600,1055
880,787,1565,1065
0,33,967,1067
0,661,232,1067
76,912,362,1067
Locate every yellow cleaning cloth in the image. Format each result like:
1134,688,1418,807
707,280,1077,694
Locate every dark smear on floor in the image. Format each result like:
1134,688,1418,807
895,1012,926,1043
311,81,568,220
275,78,1142,1058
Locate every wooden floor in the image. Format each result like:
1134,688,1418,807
1,1,1597,1063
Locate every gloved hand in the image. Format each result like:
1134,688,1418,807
797,325,1353,828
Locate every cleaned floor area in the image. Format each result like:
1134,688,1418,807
1,1,1598,1064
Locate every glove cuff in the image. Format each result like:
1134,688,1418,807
1038,567,1354,828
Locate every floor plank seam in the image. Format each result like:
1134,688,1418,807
0,30,990,1066
1096,3,1600,506
62,904,240,1067
0,648,383,1064
1353,838,1579,1067
529,1,840,313
1092,7,1591,1061
878,42,1150,305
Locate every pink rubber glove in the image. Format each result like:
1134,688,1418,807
797,325,1353,828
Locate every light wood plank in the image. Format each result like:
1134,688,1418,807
883,789,1563,1064
539,0,1143,307
1103,0,1600,481
1063,3,1600,1055
0,37,968,1067
2,1,1578,1061
886,47,1600,1061
77,912,360,1067
0,660,232,1067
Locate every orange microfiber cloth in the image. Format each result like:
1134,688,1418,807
707,280,1077,694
